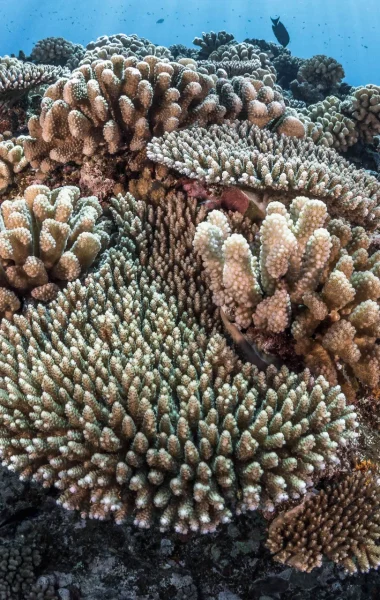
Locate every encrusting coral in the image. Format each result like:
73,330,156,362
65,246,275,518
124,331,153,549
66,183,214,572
0,192,358,533
266,470,380,573
0,184,109,316
193,198,380,395
147,120,380,229
0,534,60,599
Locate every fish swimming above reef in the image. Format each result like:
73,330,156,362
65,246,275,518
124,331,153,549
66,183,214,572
156,18,165,24
271,17,290,47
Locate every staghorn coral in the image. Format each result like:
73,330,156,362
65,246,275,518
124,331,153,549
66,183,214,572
193,199,380,394
341,85,380,144
0,192,358,533
298,96,358,152
0,57,68,101
30,36,85,70
0,137,29,193
0,184,109,315
147,120,380,228
81,33,173,65
193,31,235,59
266,470,380,573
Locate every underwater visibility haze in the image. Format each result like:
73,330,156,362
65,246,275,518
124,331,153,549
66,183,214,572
0,0,378,598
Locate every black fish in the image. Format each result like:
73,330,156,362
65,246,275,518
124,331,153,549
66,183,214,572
271,17,290,47
156,18,164,24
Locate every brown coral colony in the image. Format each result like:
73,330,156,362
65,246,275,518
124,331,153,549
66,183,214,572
0,29,378,577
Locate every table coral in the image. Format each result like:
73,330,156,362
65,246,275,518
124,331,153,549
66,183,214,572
147,120,380,229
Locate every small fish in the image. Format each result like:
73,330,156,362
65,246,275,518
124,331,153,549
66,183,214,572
271,16,290,47
220,309,281,370
156,18,164,24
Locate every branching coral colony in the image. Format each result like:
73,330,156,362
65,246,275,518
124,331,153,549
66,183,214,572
0,29,379,574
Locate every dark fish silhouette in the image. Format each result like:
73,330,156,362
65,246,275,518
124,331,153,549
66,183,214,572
271,17,290,47
156,18,164,24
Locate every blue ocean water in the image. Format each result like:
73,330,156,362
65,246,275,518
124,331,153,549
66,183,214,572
0,0,378,86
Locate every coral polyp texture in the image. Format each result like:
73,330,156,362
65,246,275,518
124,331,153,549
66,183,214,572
80,33,174,65
192,31,235,59
0,138,28,193
291,55,345,104
341,84,380,143
193,199,380,395
147,120,380,228
23,55,301,173
0,192,358,533
0,57,68,100
299,96,358,152
267,470,380,573
0,184,109,315
30,36,85,70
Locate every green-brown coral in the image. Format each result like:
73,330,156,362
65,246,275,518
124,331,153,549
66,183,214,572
0,192,358,533
267,470,380,573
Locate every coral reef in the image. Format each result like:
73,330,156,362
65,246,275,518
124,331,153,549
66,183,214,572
0,24,380,582
0,184,109,315
299,96,358,152
273,51,302,89
30,36,85,70
147,120,380,228
23,55,300,173
267,470,380,573
341,85,380,143
208,43,267,64
0,137,28,193
198,60,276,83
193,31,235,59
192,199,380,395
0,57,68,101
291,55,345,104
80,34,173,65
0,192,358,533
